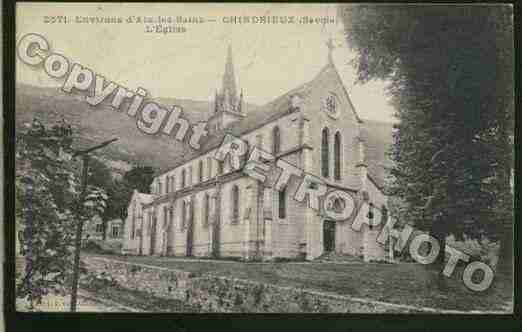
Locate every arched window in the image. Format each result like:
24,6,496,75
181,169,186,188
171,175,175,192
191,198,197,226
232,185,239,223
367,202,374,230
321,127,330,178
163,206,168,228
198,160,204,182
278,187,287,219
204,193,210,227
169,206,174,230
334,132,342,180
207,157,212,179
181,201,186,228
218,160,224,175
273,126,281,155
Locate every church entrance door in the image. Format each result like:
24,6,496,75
323,220,336,253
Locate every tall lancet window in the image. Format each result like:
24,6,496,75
181,169,186,188
231,185,239,223
273,126,281,155
322,127,330,178
181,200,187,228
163,206,168,229
334,132,342,180
169,206,174,229
203,193,210,227
207,157,212,179
279,187,287,219
198,160,203,183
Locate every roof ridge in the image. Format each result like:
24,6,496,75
324,61,363,124
156,61,365,176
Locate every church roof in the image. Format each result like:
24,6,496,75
158,62,392,193
158,63,323,174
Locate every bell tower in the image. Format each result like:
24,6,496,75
208,45,245,133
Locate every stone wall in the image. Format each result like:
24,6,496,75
85,256,427,313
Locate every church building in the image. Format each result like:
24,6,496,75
122,43,390,261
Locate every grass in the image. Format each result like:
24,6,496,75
86,253,513,312
81,281,199,312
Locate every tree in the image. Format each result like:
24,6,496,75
104,179,133,222
339,5,514,282
16,119,107,307
85,160,156,240
75,154,155,241
123,165,156,194
86,157,114,240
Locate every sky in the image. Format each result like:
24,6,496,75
16,3,395,123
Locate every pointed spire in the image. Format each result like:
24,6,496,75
221,44,238,109
223,88,230,112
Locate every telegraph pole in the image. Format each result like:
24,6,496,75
70,138,118,312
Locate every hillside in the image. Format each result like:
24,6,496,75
15,83,393,179
15,84,259,173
